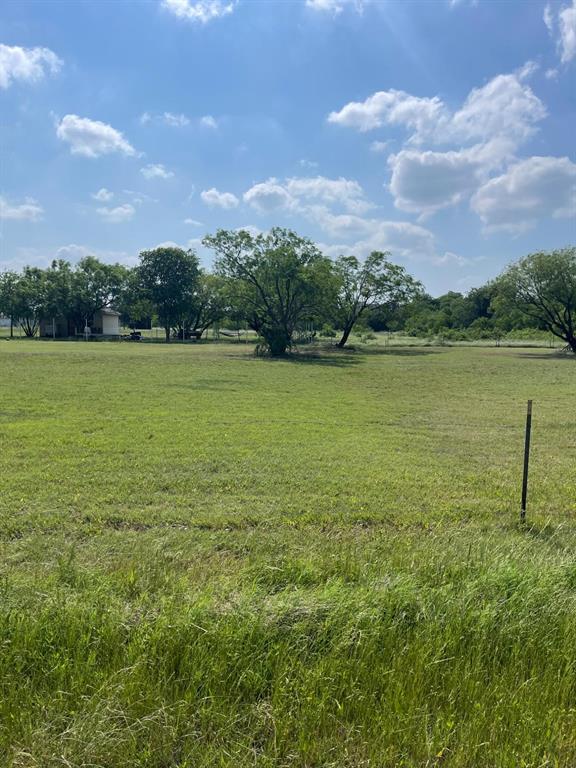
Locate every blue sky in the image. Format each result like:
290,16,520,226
1,0,574,295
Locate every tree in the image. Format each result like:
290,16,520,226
12,267,48,337
0,271,20,337
138,247,200,342
333,251,421,348
498,248,576,354
179,272,227,338
70,257,128,331
204,228,335,356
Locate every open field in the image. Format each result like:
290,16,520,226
0,340,575,767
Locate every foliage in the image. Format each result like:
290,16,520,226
498,247,576,353
204,227,335,355
333,251,421,347
137,247,200,342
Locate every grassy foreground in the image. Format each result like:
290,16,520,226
0,340,575,767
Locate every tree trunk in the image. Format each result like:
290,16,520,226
164,326,171,343
337,324,354,348
263,327,290,356
10,316,13,338
568,334,576,354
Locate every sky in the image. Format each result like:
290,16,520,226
0,0,575,296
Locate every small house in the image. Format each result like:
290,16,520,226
39,308,121,338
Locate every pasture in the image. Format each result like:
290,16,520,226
0,340,575,767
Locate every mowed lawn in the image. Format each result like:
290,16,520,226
0,340,575,767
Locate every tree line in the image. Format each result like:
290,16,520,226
0,229,574,355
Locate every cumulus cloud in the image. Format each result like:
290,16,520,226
318,220,437,262
56,115,136,158
92,188,114,202
544,1,576,64
161,0,237,23
141,163,174,179
387,139,512,215
328,68,545,147
243,175,372,215
0,44,62,89
0,196,43,222
471,156,576,233
200,187,239,208
96,203,135,223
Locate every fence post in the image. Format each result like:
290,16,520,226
520,400,533,523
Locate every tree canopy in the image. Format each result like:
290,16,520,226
204,228,335,356
498,248,576,353
333,251,422,348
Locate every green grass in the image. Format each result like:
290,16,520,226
0,340,575,767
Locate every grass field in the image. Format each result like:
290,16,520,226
0,340,575,767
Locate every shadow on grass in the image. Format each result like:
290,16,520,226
512,349,575,361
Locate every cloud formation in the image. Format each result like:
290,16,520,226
141,163,174,179
0,196,44,222
161,0,237,23
200,188,239,208
544,1,576,64
57,115,136,158
92,188,114,202
0,44,62,89
471,155,576,233
96,204,136,223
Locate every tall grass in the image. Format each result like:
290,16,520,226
0,342,575,766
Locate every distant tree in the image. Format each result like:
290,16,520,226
179,272,227,338
12,267,47,337
118,268,154,329
138,247,200,342
70,257,128,330
0,270,20,337
204,228,335,356
333,252,421,347
498,248,576,354
43,260,74,328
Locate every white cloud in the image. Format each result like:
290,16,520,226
471,156,576,233
184,218,203,225
163,111,190,127
559,0,576,62
388,148,482,214
0,196,43,222
200,114,218,129
161,0,237,23
200,187,239,208
387,139,511,215
56,115,136,158
328,68,546,147
243,175,372,215
140,111,191,126
328,89,447,138
243,178,295,213
0,44,62,89
318,220,437,263
96,204,135,223
544,3,554,33
141,163,174,179
545,1,576,64
92,188,114,202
